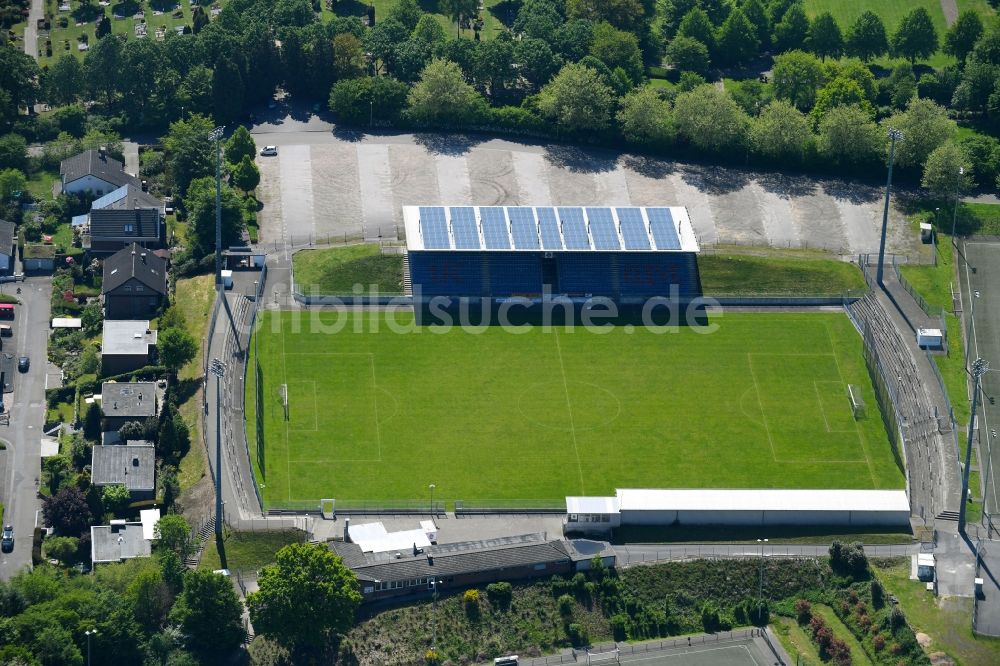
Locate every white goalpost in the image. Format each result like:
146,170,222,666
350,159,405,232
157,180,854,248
279,383,289,421
586,648,620,665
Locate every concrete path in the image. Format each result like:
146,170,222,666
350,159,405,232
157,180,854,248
22,0,43,58
941,0,959,26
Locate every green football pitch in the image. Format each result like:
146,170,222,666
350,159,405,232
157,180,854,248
246,311,904,508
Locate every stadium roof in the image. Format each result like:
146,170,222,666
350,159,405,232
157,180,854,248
614,489,910,514
403,206,699,253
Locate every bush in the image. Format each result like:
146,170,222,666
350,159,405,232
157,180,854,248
566,622,588,647
795,598,812,624
610,613,628,641
486,581,512,608
557,593,574,616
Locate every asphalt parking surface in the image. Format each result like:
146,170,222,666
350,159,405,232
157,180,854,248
251,129,919,259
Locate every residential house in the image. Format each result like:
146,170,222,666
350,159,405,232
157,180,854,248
100,381,157,435
72,183,163,233
88,208,164,255
330,532,615,603
59,148,140,197
90,521,151,565
101,321,157,375
103,244,167,319
0,219,14,274
91,442,155,501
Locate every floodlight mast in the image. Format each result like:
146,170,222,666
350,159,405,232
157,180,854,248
876,128,903,286
210,358,227,543
960,358,990,534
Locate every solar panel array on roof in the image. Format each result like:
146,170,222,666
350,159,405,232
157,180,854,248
419,207,450,249
586,207,621,250
537,208,562,250
617,208,651,250
449,207,480,250
481,207,511,249
646,208,681,250
413,206,689,252
508,207,540,249
559,208,591,250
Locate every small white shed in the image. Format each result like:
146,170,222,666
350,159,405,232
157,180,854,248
917,328,943,349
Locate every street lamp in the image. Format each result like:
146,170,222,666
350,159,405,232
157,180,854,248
951,167,966,243
84,629,98,666
877,128,903,286
208,126,225,287
428,483,436,522
756,538,768,600
960,358,990,534
210,358,227,546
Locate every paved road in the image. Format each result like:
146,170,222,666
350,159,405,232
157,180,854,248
961,242,1000,524
0,276,52,580
249,127,918,259
22,0,42,58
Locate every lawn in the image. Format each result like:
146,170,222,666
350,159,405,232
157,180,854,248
39,0,230,65
198,528,305,572
699,252,866,296
247,310,904,509
24,169,59,201
873,558,1000,666
803,0,995,68
292,244,403,296
328,0,512,42
173,274,215,492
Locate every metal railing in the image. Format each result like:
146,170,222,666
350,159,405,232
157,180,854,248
893,259,944,317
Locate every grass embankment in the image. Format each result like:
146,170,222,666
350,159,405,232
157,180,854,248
874,559,1000,665
699,251,866,296
336,556,925,666
292,244,403,296
173,274,215,492
198,529,305,572
611,524,912,545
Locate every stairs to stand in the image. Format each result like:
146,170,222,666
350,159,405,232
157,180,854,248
402,252,412,296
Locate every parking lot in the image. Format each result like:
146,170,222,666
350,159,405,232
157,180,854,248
253,131,919,258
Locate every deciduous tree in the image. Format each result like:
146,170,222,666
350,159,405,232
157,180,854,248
773,1,809,53
665,35,710,75
154,514,193,560
845,11,888,62
42,486,93,537
406,59,486,125
807,11,843,60
184,175,244,257
891,6,938,64
157,328,198,375
171,570,245,660
673,85,750,153
922,141,974,199
677,7,716,56
248,543,362,653
230,155,260,193
772,50,824,110
224,126,256,165
617,87,674,147
945,10,984,64
536,62,615,133
717,8,759,67
887,97,956,169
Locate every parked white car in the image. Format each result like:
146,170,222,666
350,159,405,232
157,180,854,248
259,145,278,156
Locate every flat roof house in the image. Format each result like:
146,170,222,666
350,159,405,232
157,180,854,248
91,521,151,565
101,320,157,375
60,148,141,197
91,442,155,500
331,533,614,603
103,244,168,320
101,381,157,434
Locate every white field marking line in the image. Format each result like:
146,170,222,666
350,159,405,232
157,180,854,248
286,380,319,431
746,353,778,462
370,354,383,463
554,329,586,495
620,644,759,665
814,380,833,432
814,379,859,434
288,459,381,463
824,322,877,485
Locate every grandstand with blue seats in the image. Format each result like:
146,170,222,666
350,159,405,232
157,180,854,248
403,206,702,304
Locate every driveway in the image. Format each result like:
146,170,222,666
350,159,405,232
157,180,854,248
0,276,52,580
250,126,918,258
